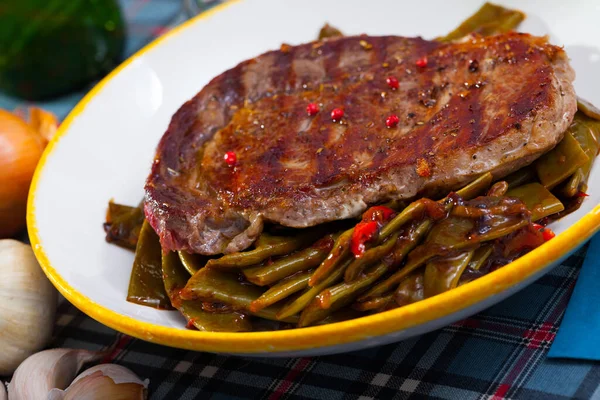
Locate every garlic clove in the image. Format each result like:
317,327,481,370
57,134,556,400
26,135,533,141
0,381,6,400
7,348,104,399
47,364,148,400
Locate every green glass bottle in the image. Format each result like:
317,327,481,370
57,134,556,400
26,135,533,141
0,0,126,100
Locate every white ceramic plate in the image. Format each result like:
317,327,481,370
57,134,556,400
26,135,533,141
28,0,600,357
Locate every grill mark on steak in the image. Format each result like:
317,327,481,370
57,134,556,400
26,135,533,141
145,33,576,255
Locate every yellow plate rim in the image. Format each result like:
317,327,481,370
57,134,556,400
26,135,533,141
26,0,600,354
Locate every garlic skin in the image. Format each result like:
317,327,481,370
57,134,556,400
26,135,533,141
0,382,6,400
7,348,104,400
48,364,148,400
0,240,57,375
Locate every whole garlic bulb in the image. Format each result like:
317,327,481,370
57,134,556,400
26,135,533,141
0,239,57,375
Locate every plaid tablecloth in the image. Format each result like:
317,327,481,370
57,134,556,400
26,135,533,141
2,1,600,399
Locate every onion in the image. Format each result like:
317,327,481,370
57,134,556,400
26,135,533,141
0,109,45,238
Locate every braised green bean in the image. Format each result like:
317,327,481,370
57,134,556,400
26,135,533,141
206,232,316,269
358,220,432,301
244,235,334,286
309,229,353,287
504,167,536,189
437,2,525,42
162,251,251,332
506,183,564,221
318,23,344,40
299,262,389,327
535,131,589,189
250,271,312,313
468,245,493,271
277,258,350,320
455,172,494,200
487,181,509,197
578,97,600,121
180,268,298,323
104,201,144,250
394,272,425,307
344,231,400,283
178,251,210,275
127,220,173,309
353,294,394,312
423,251,474,298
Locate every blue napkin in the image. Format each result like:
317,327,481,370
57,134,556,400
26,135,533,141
548,233,600,360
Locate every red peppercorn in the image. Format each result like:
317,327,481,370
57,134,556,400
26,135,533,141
331,108,344,121
306,103,319,116
386,76,399,90
386,114,399,128
223,151,237,166
416,57,428,68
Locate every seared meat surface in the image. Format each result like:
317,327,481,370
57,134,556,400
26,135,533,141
145,32,576,255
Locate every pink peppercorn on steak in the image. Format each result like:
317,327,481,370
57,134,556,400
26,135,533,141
144,32,576,256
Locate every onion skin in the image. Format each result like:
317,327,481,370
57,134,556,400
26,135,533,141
0,109,44,238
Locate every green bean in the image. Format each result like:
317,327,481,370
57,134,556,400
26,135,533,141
535,131,589,189
565,115,600,194
344,231,400,283
315,308,365,325
455,172,494,200
562,168,584,198
318,23,344,40
353,294,394,312
206,232,316,269
393,272,425,307
577,97,600,121
423,250,474,298
487,181,509,197
244,235,334,286
277,258,350,320
250,271,312,313
503,167,536,189
507,182,564,221
103,201,144,250
178,251,211,275
255,233,289,248
308,228,353,287
127,220,173,310
468,245,493,271
180,268,298,323
162,251,251,332
358,220,432,301
298,262,390,327
437,2,525,42
310,172,488,287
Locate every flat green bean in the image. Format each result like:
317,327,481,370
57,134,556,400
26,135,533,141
277,258,350,320
127,220,173,310
162,251,251,332
535,131,589,189
577,97,600,121
394,272,425,307
468,245,493,271
308,229,353,287
503,167,536,189
178,251,211,275
104,201,144,250
455,172,493,200
206,232,316,269
244,235,333,286
423,251,474,298
437,2,525,42
507,182,564,221
250,271,312,313
358,220,432,301
298,262,389,327
180,268,298,323
344,231,400,283
353,294,394,312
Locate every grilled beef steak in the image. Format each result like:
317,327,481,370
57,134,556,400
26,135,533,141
145,32,576,255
